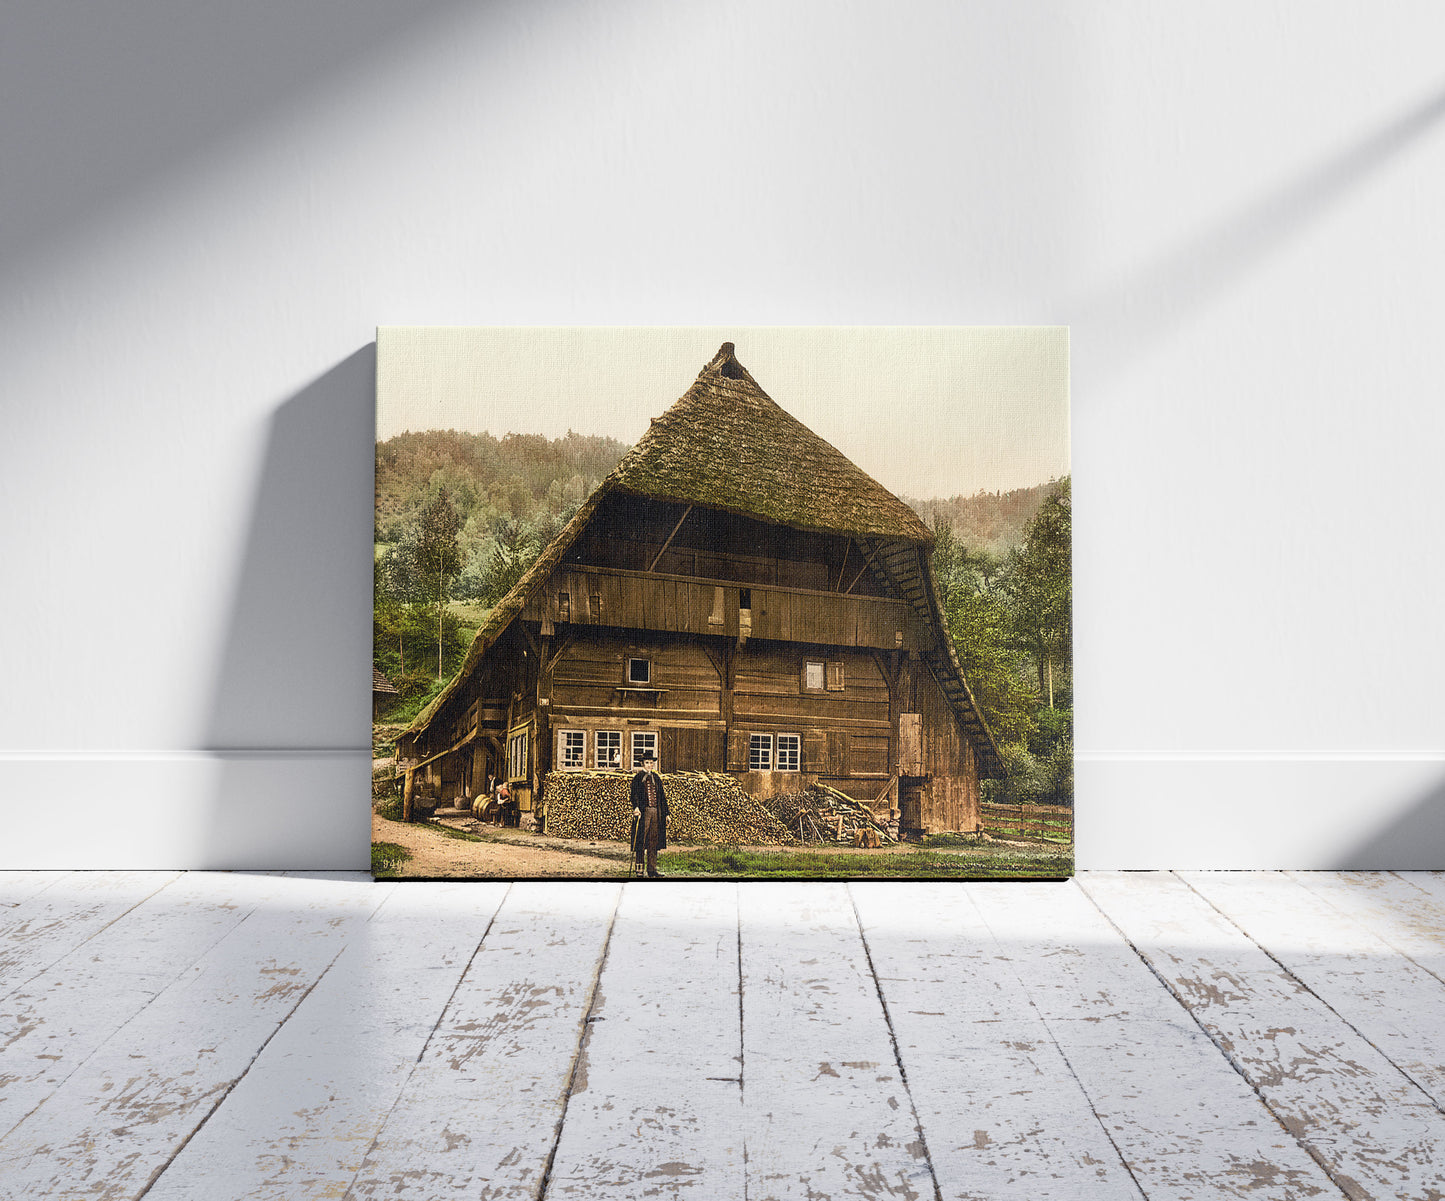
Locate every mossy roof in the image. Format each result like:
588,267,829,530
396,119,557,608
612,343,931,543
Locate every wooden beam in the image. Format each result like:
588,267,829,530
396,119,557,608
844,540,882,595
545,632,577,676
646,505,693,573
518,622,539,658
833,539,851,592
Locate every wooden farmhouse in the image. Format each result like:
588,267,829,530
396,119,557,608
395,343,1003,836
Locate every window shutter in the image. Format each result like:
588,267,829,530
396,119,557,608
826,661,845,691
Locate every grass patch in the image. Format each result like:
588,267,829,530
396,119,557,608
448,600,492,626
383,678,449,726
371,841,412,877
661,845,1073,879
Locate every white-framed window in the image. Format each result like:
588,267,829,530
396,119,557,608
595,730,622,769
631,731,658,771
508,730,529,782
804,660,825,690
558,729,586,770
627,657,651,685
749,733,773,771
777,733,801,772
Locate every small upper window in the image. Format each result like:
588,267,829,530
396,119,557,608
804,661,825,690
628,657,651,685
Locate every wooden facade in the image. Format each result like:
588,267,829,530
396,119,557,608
396,343,1002,835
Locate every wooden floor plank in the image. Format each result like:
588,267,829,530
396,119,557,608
144,882,509,1201
852,882,1144,1200
0,871,291,1140
543,882,744,1198
739,882,935,1201
346,881,621,1199
0,870,69,908
0,871,182,1001
1185,871,1445,1112
0,872,389,1199
1084,871,1445,1200
977,880,1341,1200
1288,872,1445,977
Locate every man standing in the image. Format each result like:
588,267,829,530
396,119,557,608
629,752,668,878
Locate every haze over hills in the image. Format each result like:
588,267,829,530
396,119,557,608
905,485,1056,558
376,428,1051,559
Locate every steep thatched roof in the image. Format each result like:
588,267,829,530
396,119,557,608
372,668,399,695
612,343,931,543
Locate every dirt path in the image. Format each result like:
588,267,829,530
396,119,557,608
372,815,628,878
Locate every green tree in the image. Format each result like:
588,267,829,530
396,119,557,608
932,518,1038,747
416,488,463,678
482,517,539,606
1005,478,1071,709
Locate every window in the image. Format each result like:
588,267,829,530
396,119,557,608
777,733,801,772
631,731,658,771
739,588,752,610
558,729,585,769
595,730,622,769
804,660,825,690
627,657,651,685
749,733,773,771
508,731,529,782
557,592,570,621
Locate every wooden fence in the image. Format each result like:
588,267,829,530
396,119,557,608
980,801,1073,844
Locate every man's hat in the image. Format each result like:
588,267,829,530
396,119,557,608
641,752,657,764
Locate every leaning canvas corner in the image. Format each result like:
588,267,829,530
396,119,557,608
372,328,1071,880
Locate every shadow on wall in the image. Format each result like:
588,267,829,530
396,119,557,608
1335,771,1445,871
0,0,473,279
1074,82,1445,384
198,346,376,870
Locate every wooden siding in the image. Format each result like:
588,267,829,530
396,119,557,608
410,600,982,832
910,660,980,833
525,565,923,651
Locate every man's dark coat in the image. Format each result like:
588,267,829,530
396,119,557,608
629,769,670,855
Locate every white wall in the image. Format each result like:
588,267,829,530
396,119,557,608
2,0,1442,869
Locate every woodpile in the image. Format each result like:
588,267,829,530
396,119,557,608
541,770,796,845
759,784,897,846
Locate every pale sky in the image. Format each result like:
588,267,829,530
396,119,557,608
376,326,1069,499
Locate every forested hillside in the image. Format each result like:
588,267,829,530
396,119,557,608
375,429,628,546
904,483,1054,556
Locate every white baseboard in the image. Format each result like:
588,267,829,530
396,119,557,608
1,752,1441,870
1077,755,1445,869
0,752,369,870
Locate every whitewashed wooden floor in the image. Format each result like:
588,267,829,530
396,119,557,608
2,873,1444,1199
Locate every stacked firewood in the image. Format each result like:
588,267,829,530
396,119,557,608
541,770,795,845
759,784,897,845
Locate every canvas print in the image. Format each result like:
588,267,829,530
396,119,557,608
373,328,1070,879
